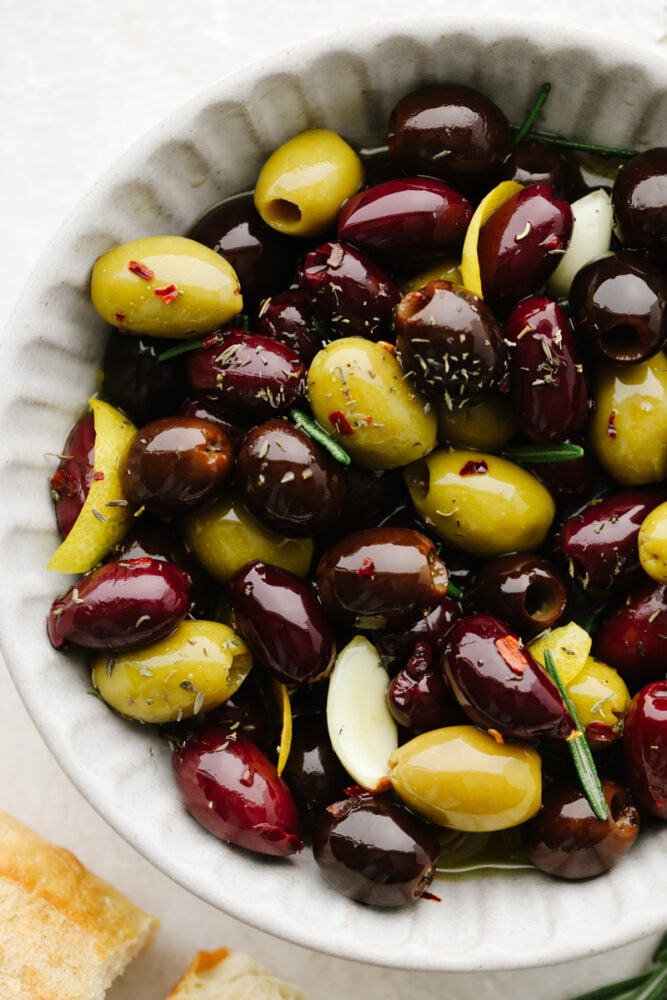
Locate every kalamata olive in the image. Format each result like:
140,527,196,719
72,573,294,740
395,280,507,403
236,420,346,537
300,241,401,341
101,330,189,427
501,141,571,199
204,671,280,754
178,396,250,450
378,594,463,668
442,614,575,741
388,83,511,191
612,147,667,255
47,556,191,651
594,580,667,691
477,183,573,314
505,296,588,442
120,416,234,517
623,681,667,818
554,487,667,593
172,724,303,857
227,560,335,686
185,330,306,421
522,777,640,879
316,527,448,630
337,177,472,263
569,251,667,363
327,466,406,539
50,410,95,538
187,192,297,309
531,437,605,502
468,553,567,638
256,289,326,365
312,793,440,906
387,641,464,733
282,713,350,830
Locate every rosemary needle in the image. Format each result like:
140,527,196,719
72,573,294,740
512,82,552,146
503,442,584,464
289,408,352,465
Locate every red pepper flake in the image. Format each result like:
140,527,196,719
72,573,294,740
115,311,126,323
494,634,528,676
459,459,488,476
540,234,563,252
377,340,396,355
420,891,442,902
93,470,105,481
201,332,223,350
356,557,376,582
128,260,154,280
50,468,78,499
328,410,355,435
154,283,180,304
607,410,617,438
487,728,505,745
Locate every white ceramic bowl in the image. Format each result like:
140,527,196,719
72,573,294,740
2,17,666,974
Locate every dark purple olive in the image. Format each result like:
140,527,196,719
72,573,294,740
178,396,250,450
612,147,667,256
337,177,472,263
388,83,511,191
468,553,568,638
505,296,588,442
522,777,640,879
387,641,464,733
172,724,303,857
200,671,280,754
569,250,667,363
378,594,463,668
256,289,327,365
326,466,406,540
300,241,401,341
531,437,605,501
442,614,575,741
120,416,235,517
282,713,350,830
47,557,191,650
316,527,449,631
623,681,667,818
395,280,507,403
50,411,95,538
185,330,306,421
594,580,667,691
501,141,571,199
187,192,298,308
227,560,335,687
312,793,441,906
236,420,346,537
554,487,667,593
478,183,573,314
102,330,188,426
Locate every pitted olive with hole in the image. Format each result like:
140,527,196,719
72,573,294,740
90,235,242,337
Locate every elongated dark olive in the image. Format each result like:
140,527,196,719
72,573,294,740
612,147,667,255
501,141,571,199
467,553,567,637
256,289,326,365
623,681,667,818
102,330,188,427
594,580,667,692
178,396,250,450
50,411,95,538
378,594,463,668
387,641,464,733
282,713,350,831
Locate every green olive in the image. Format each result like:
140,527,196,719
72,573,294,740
91,620,252,724
565,656,630,743
254,128,364,237
307,337,437,469
90,235,242,338
435,393,517,451
182,492,313,582
397,257,461,294
638,501,667,584
404,447,555,558
589,354,667,485
388,725,542,832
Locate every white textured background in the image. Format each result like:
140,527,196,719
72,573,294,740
0,2,666,997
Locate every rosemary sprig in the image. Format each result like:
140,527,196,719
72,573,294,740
157,332,219,362
289,408,352,465
503,442,584,464
446,580,462,601
567,932,667,1000
523,130,637,159
512,83,552,147
543,649,608,821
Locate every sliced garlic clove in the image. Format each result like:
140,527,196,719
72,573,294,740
547,188,613,299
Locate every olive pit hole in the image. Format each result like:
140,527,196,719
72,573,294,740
268,198,302,226
598,323,646,363
523,580,562,622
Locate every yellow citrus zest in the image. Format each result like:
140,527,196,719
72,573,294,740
274,680,293,776
528,621,592,687
460,180,523,298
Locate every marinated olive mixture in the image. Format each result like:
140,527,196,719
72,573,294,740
47,83,667,905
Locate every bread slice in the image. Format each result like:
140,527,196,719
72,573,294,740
0,810,158,1000
166,947,308,1000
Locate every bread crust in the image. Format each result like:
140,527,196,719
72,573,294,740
166,947,308,999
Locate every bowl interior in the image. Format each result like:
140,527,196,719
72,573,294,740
1,17,666,973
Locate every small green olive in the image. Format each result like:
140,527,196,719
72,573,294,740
565,656,630,743
254,128,364,237
435,393,517,451
90,235,242,338
404,447,555,558
638,501,667,584
388,725,542,832
307,337,437,469
91,620,252,724
589,354,667,485
182,492,313,583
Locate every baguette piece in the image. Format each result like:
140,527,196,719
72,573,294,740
0,810,158,1000
166,947,308,1000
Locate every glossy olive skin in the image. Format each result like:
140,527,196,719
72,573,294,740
282,713,350,830
442,614,575,741
522,777,640,880
47,557,191,651
316,527,449,630
501,141,571,199
102,330,189,427
337,177,472,263
227,560,336,686
594,581,667,692
387,641,464,733
378,594,462,669
395,280,507,402
50,411,95,538
505,296,588,442
623,681,667,818
120,416,234,517
531,437,604,501
566,657,630,747
468,553,567,638
388,83,511,191
172,724,303,857
185,330,306,421
178,396,250,450
554,487,667,593
312,793,440,907
328,466,406,539
477,183,573,313
612,147,667,255
300,241,401,341
236,420,346,537
256,289,326,365
569,251,667,363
